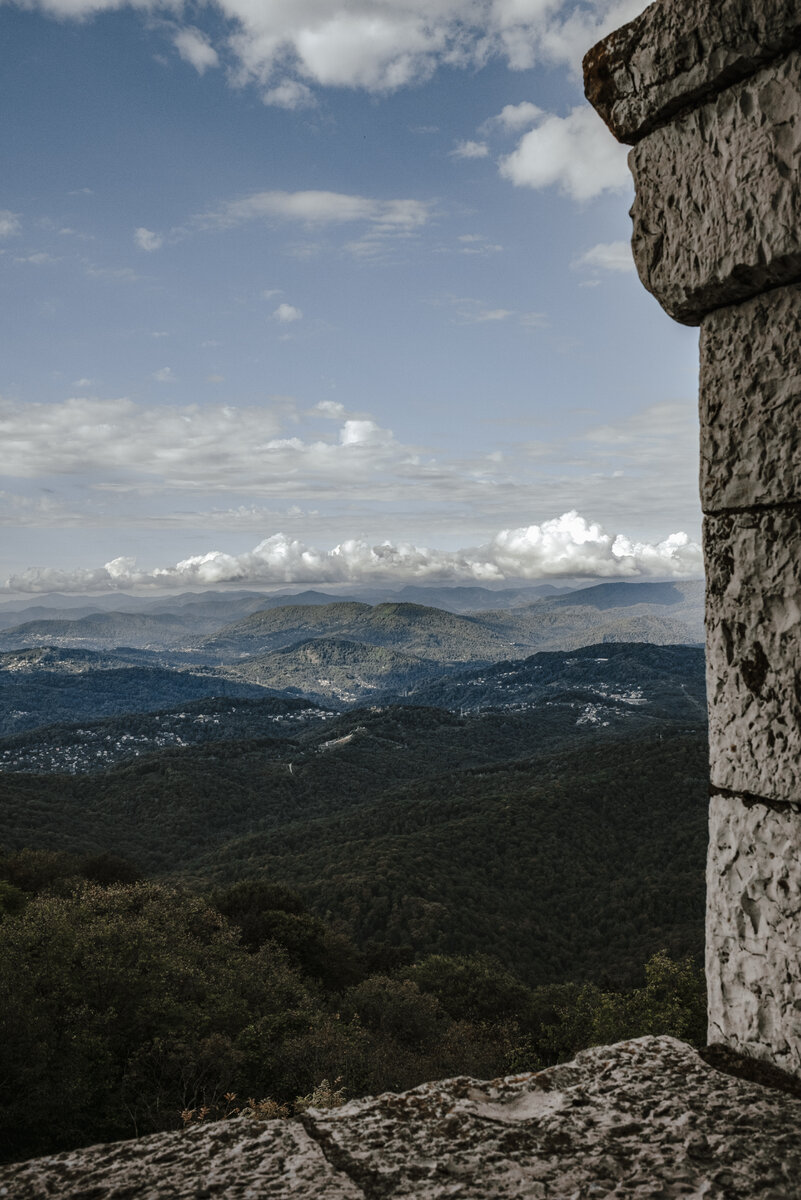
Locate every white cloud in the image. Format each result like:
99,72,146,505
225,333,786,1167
474,307,513,322
499,105,631,201
152,366,175,382
14,251,56,264
9,0,651,104
481,101,542,132
172,25,219,73
134,227,163,251
2,511,701,594
445,296,548,328
573,240,634,273
198,189,430,233
0,210,21,238
313,400,346,419
454,233,503,256
263,79,316,109
272,302,303,323
450,139,489,159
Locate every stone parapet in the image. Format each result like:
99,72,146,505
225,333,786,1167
700,284,801,512
707,793,801,1075
584,0,801,144
587,0,801,1076
629,50,801,325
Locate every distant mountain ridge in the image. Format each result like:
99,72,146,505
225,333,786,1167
200,601,516,662
0,582,705,706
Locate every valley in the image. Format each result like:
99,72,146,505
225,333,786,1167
0,577,710,1163
0,579,708,988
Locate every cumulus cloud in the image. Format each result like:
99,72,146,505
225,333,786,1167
0,210,21,238
134,226,163,251
172,25,219,73
481,101,543,132
450,139,489,159
152,366,175,382
262,79,316,109
499,105,631,200
3,512,701,594
272,302,303,323
573,240,634,273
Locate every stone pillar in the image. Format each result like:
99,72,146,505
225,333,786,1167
585,0,801,1077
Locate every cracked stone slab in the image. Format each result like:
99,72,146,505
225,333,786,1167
707,792,801,1077
3,1038,801,1197
705,506,801,801
584,0,801,144
307,1037,801,1197
700,283,801,511
0,1117,364,1200
629,49,801,325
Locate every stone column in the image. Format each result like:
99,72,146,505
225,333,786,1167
585,0,801,1077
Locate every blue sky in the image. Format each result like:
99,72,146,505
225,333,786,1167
0,0,702,594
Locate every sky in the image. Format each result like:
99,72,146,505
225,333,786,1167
0,0,703,595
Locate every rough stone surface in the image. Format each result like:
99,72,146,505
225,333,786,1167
700,283,801,511
584,0,801,144
707,793,801,1077
705,506,801,801
629,50,801,324
0,1119,364,1199
4,1037,801,1198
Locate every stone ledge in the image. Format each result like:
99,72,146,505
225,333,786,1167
584,0,801,144
3,1037,801,1198
707,793,801,1076
629,48,801,325
700,283,801,511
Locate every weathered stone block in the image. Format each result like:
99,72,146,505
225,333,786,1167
700,283,801,511
629,50,801,325
705,507,801,801
707,792,801,1076
585,0,801,144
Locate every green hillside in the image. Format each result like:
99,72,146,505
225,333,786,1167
226,637,442,703
0,696,708,987
0,658,272,735
201,601,515,661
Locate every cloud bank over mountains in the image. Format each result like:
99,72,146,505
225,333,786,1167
4,512,701,594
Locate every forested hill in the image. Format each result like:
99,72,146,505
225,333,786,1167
0,655,275,736
396,641,705,715
225,637,441,705
199,601,515,661
0,714,707,988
